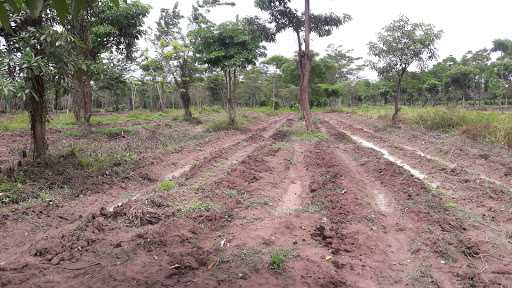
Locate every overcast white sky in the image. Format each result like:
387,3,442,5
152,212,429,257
141,0,511,78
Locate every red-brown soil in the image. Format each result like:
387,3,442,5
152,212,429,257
1,112,511,287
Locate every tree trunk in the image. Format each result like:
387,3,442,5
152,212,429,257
272,76,276,111
300,0,313,131
28,73,48,159
72,73,82,122
156,81,164,111
54,86,62,111
180,86,193,121
71,71,93,124
392,74,403,126
225,69,237,126
82,74,92,123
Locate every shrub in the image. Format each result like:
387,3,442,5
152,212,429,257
0,178,23,205
159,179,176,192
206,119,242,132
269,248,296,272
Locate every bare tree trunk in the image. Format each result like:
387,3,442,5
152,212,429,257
156,81,164,111
72,73,83,122
392,75,403,126
225,69,237,126
71,70,93,124
130,84,137,111
300,0,313,131
82,74,92,123
54,86,62,111
26,15,48,159
28,73,48,159
180,87,193,121
272,76,276,111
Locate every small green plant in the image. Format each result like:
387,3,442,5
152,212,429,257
177,200,216,216
445,202,458,209
0,177,24,205
269,248,296,272
159,179,176,192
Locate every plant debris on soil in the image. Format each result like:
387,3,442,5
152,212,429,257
1,112,512,287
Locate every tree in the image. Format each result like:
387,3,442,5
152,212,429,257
424,78,441,105
156,3,197,121
140,56,166,111
262,55,291,110
325,44,364,82
0,0,124,159
491,39,512,106
447,65,477,107
0,0,100,159
368,15,442,125
192,21,266,125
68,0,149,124
255,0,351,131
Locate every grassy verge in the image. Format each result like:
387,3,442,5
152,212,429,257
0,110,185,132
347,106,512,147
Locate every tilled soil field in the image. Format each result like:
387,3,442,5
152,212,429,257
1,113,511,287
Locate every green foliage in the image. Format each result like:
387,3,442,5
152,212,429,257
192,21,266,70
177,200,215,216
0,113,76,132
159,179,176,192
255,0,351,41
0,177,24,205
289,129,329,142
206,118,244,132
71,145,137,172
63,130,83,137
269,248,296,272
352,106,512,146
368,15,443,77
90,1,151,60
94,126,139,137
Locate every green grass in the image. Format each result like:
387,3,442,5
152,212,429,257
70,145,137,172
206,118,243,132
94,126,139,137
159,179,176,192
0,110,183,132
90,110,181,125
349,106,512,146
63,130,83,137
445,202,458,209
269,248,297,272
289,128,329,142
176,200,216,216
0,177,24,205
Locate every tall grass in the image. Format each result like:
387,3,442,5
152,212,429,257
350,106,512,147
0,110,184,132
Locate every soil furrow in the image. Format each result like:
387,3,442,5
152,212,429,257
318,116,512,287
